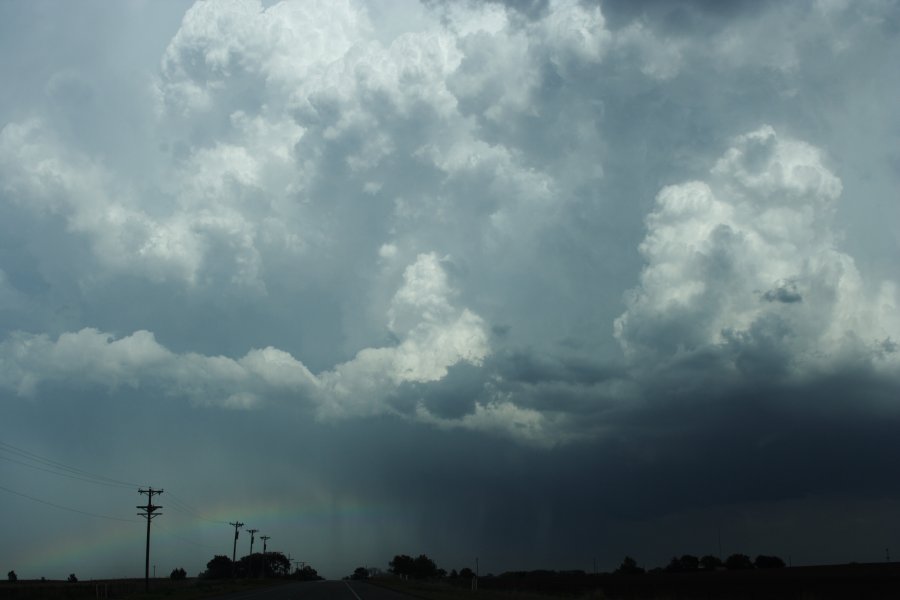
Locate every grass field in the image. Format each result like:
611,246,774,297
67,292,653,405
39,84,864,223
0,577,288,600
369,578,606,600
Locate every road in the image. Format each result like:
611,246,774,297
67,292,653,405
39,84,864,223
208,580,413,600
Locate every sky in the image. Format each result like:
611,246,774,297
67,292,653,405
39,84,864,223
1,0,898,582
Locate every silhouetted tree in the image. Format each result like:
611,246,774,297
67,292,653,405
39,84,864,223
294,565,322,581
615,556,644,575
389,554,439,579
449,569,458,579
459,567,475,580
265,552,291,577
67,574,78,583
7,571,16,582
754,555,786,569
725,554,753,570
666,555,699,572
170,567,187,580
389,555,414,578
352,567,369,580
203,555,233,579
236,552,290,578
700,555,723,570
413,555,438,579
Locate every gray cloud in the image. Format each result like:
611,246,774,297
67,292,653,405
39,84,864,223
762,281,803,304
1,0,898,581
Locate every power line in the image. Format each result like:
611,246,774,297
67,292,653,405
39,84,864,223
0,440,140,488
0,453,135,490
155,521,220,552
165,490,227,524
1,439,225,524
0,483,137,522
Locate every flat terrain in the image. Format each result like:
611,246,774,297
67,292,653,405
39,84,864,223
206,581,412,600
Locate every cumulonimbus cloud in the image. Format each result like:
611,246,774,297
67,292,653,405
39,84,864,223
1,1,897,450
615,125,899,381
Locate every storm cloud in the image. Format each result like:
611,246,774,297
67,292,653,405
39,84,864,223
1,0,898,581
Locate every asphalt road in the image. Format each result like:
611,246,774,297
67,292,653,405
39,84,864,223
209,580,413,600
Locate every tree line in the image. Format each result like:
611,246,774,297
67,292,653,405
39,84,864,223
201,553,321,580
348,554,477,581
616,553,786,574
347,551,787,583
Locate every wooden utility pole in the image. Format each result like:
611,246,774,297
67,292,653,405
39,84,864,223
229,521,244,577
247,529,258,577
260,536,270,577
137,488,163,592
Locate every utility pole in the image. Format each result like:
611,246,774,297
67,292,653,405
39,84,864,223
229,521,244,577
260,535,270,576
247,528,258,577
137,488,163,593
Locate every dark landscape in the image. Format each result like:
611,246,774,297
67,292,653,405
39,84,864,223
7,556,900,599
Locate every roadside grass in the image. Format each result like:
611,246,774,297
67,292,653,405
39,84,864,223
118,578,290,600
0,578,289,600
368,578,607,600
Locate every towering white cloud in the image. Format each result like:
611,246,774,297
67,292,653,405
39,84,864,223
317,252,489,417
1,0,898,450
615,126,899,379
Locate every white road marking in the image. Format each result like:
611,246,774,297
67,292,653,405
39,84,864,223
344,581,363,600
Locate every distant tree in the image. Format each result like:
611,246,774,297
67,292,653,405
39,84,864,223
388,554,439,579
615,556,644,575
754,555,786,569
700,555,723,570
458,567,475,580
666,555,698,572
170,567,187,580
203,555,233,579
352,567,369,580
67,574,78,583
235,552,290,578
724,554,753,570
449,569,458,579
7,571,16,582
413,555,438,579
389,555,415,578
295,565,322,581
263,552,291,577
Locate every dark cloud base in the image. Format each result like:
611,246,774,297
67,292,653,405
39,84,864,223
5,364,898,577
